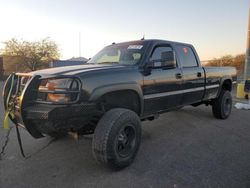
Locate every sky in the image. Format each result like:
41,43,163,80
0,0,249,60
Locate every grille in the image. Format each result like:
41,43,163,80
9,74,82,106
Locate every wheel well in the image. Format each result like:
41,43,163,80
222,79,232,91
98,90,141,115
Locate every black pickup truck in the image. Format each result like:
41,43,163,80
3,39,236,169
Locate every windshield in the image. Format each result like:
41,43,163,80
88,43,145,65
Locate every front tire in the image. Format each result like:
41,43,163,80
92,108,141,169
212,90,232,119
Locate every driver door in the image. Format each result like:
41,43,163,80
143,45,183,115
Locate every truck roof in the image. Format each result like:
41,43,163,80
108,39,193,48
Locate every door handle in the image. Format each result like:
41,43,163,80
176,73,182,79
197,72,202,77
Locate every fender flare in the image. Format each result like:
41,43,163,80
217,76,233,98
89,82,144,116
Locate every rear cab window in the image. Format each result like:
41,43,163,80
175,45,198,68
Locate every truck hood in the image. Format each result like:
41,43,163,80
31,64,133,76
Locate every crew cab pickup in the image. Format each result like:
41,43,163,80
3,39,237,169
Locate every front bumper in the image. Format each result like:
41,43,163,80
24,103,97,120
21,103,99,137
3,73,98,138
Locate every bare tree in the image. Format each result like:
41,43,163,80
206,54,245,75
2,38,60,72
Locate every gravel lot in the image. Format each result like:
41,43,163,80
1,81,250,188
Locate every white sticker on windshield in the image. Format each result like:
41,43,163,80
128,45,143,50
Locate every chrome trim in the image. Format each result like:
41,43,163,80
144,87,204,99
205,84,220,89
144,84,220,99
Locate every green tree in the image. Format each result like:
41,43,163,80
2,38,60,72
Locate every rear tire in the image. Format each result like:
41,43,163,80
92,108,141,170
212,90,232,119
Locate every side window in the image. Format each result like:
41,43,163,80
150,46,174,61
176,45,198,67
150,46,176,68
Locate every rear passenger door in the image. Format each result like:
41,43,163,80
175,44,205,105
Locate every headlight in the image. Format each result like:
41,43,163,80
37,78,81,104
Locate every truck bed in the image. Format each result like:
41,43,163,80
203,66,237,100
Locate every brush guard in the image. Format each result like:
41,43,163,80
3,73,42,157
3,73,83,138
3,73,95,157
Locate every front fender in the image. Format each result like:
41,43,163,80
89,82,144,116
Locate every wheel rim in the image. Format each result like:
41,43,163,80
224,97,231,115
116,124,136,158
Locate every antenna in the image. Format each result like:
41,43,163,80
141,34,145,40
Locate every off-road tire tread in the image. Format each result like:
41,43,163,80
212,90,232,119
92,108,141,169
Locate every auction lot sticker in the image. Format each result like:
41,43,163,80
128,45,143,50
